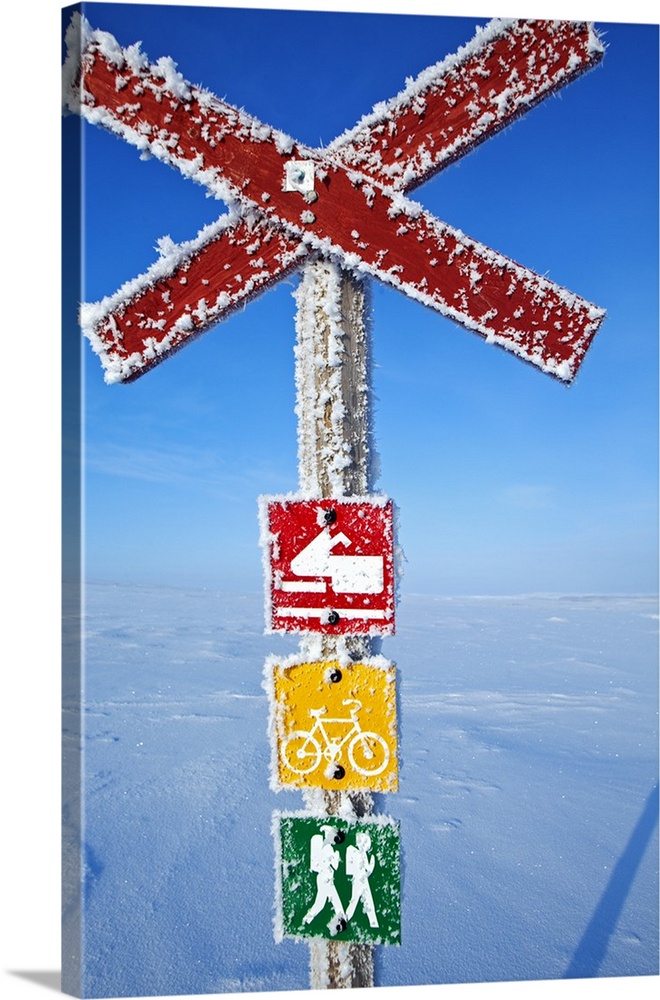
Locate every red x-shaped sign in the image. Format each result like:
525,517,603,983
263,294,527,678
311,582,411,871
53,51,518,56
64,15,605,384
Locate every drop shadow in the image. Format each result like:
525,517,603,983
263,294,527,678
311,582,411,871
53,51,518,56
9,971,61,993
563,781,659,979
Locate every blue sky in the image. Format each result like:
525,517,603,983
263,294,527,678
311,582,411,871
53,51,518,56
64,1,659,597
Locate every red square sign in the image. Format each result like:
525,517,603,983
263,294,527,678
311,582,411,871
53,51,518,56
260,497,395,634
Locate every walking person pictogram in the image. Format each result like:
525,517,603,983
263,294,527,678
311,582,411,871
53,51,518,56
302,826,346,931
345,832,379,928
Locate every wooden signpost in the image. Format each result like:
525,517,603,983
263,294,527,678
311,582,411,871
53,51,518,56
64,10,606,992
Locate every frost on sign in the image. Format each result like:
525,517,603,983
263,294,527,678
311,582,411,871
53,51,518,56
266,658,398,792
65,15,606,385
260,497,395,635
275,815,401,945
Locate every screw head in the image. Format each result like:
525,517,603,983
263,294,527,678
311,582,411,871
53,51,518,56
328,668,342,684
333,829,346,845
327,611,340,625
332,765,346,780
323,509,337,525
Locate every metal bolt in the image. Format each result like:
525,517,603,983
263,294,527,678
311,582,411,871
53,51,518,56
332,765,346,780
327,611,340,625
328,668,342,684
333,829,346,844
324,509,337,525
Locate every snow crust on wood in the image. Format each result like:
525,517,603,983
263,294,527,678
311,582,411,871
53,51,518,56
364,205,605,383
328,18,605,192
293,262,375,496
63,11,300,209
65,11,605,385
80,211,308,383
294,198,605,384
307,939,374,991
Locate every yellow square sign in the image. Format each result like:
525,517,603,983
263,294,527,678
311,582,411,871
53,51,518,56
266,658,398,792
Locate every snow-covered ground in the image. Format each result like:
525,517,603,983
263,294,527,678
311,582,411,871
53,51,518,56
64,585,658,997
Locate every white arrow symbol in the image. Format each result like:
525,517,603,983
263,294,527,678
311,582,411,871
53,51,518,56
279,530,384,595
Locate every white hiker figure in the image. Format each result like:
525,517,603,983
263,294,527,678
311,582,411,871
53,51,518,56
345,832,379,928
302,826,346,927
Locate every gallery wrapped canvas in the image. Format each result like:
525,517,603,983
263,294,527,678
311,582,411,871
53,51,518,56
61,2,658,998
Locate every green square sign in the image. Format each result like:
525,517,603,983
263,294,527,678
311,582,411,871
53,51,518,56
275,814,401,945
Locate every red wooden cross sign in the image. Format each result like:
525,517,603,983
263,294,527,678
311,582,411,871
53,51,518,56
64,15,605,385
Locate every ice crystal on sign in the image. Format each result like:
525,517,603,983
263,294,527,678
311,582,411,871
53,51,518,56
155,235,176,258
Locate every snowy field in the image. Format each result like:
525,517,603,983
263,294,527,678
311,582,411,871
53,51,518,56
64,584,658,998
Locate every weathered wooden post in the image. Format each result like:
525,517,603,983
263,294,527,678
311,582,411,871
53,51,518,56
262,258,400,983
65,11,606,992
295,260,376,987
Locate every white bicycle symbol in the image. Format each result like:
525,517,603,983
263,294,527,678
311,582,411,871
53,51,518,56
281,699,390,777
